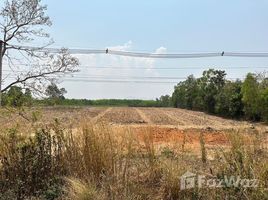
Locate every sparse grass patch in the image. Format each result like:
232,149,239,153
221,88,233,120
0,117,267,199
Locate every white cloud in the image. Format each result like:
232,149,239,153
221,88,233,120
107,40,132,51
62,41,171,99
155,46,167,54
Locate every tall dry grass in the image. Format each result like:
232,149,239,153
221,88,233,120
0,119,267,199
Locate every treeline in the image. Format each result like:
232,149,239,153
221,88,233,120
37,98,162,107
171,69,268,122
1,85,168,107
1,86,33,107
2,92,164,108
2,82,170,107
2,69,268,122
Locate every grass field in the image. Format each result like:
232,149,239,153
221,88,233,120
0,107,268,199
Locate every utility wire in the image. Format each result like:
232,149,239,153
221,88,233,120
2,64,268,71
63,79,179,84
108,50,221,58
9,44,268,58
224,52,268,57
2,73,241,81
10,45,106,54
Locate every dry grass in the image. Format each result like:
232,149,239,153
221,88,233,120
0,109,268,199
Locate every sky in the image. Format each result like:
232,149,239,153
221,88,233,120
2,0,268,99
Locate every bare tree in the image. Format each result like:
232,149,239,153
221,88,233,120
0,0,79,101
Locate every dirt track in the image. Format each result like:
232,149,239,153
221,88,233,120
1,106,266,132
94,107,255,130
92,107,268,155
1,107,267,154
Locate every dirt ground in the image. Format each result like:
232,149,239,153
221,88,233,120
1,106,268,156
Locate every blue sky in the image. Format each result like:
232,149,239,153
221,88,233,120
44,0,268,51
3,0,268,99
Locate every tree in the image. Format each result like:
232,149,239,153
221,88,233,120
3,85,32,106
171,70,226,113
183,75,200,109
172,81,187,108
215,81,244,118
156,95,171,107
260,88,268,122
171,69,268,122
0,0,79,100
172,75,201,110
257,73,268,122
241,73,261,120
199,69,226,113
45,83,66,105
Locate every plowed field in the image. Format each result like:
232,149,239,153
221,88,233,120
1,107,267,155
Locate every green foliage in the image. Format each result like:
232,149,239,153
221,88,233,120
156,95,172,107
260,87,268,122
37,98,162,107
46,83,67,105
215,81,244,118
2,86,33,107
160,147,175,158
172,69,227,113
3,69,268,123
0,123,66,199
172,69,268,122
199,69,226,113
172,75,200,109
241,73,261,121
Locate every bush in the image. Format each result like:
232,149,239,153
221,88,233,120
0,122,66,199
1,121,268,199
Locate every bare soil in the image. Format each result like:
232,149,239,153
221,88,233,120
1,106,267,154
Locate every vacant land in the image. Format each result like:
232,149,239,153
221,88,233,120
0,106,257,129
1,106,268,199
1,107,267,153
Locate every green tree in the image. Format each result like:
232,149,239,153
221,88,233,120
172,75,201,109
241,73,261,120
172,82,187,108
215,81,244,118
6,86,24,107
157,95,171,107
260,88,268,122
3,86,32,107
183,75,200,109
45,83,67,105
199,69,226,113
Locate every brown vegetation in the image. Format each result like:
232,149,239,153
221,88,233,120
0,107,268,199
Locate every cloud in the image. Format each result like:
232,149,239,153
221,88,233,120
107,40,132,51
155,46,167,54
62,41,171,99
75,41,166,74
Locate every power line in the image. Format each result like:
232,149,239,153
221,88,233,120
2,64,268,71
108,50,221,58
224,52,268,57
10,45,106,54
2,73,241,82
64,75,240,80
60,77,242,83
8,44,268,58
78,66,268,70
1,74,183,84
65,76,187,80
1,74,187,80
62,79,179,84
1,71,243,80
